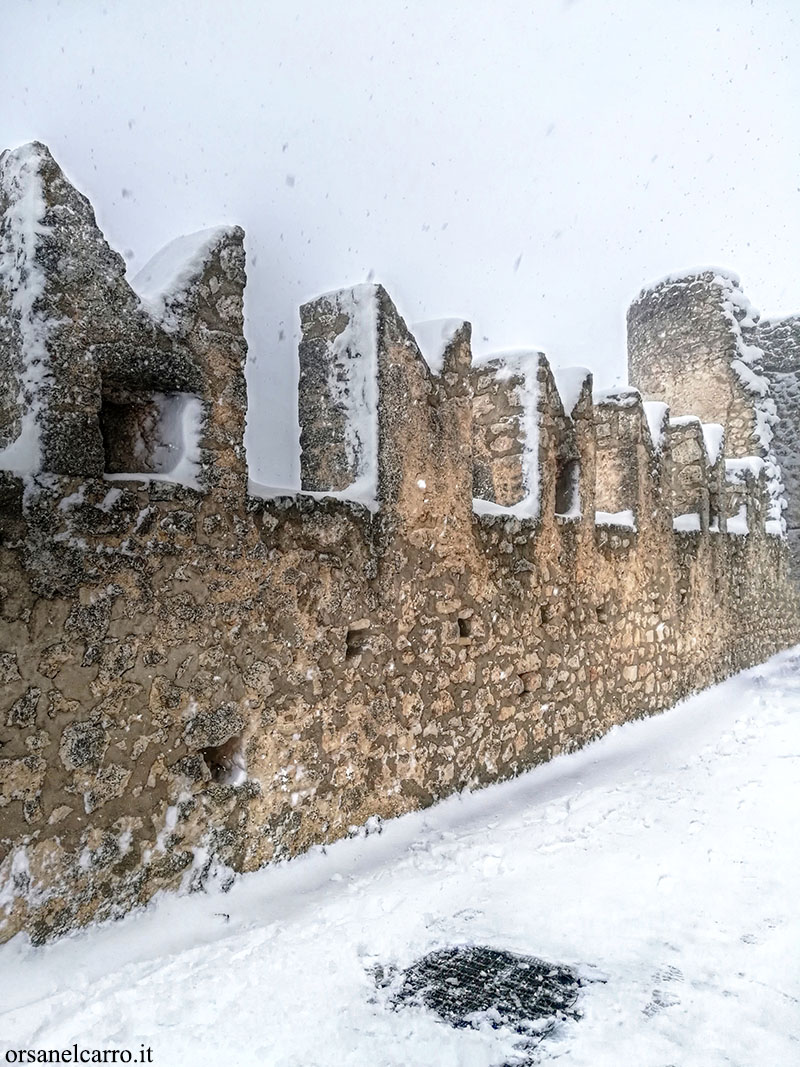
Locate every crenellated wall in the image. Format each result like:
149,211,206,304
757,315,800,571
1,143,799,944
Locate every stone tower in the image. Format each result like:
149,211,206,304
627,269,785,537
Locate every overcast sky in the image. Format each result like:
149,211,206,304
2,0,798,485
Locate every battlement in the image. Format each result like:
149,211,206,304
0,142,247,497
1,144,799,944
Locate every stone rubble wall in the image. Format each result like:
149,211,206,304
758,316,800,571
1,144,799,944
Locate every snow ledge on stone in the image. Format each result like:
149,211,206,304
412,319,466,375
132,226,236,330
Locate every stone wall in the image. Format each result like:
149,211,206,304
1,143,799,944
758,315,800,571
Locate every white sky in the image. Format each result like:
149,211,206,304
2,0,798,486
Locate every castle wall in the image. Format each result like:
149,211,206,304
1,438,795,944
1,144,799,944
758,315,800,570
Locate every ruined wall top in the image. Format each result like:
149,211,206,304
1,143,799,549
0,142,247,497
758,314,800,373
626,269,770,452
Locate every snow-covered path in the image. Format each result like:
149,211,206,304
2,650,800,1066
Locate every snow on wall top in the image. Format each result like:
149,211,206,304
634,266,742,300
132,226,236,331
552,365,591,417
0,142,52,475
593,384,640,407
726,456,765,481
411,318,466,376
702,423,724,466
643,401,669,452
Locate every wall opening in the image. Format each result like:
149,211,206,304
555,457,580,516
201,733,246,786
100,384,202,480
345,620,371,659
457,615,472,640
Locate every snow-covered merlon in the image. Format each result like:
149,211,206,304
131,225,241,334
552,365,592,418
592,384,641,408
291,271,778,539
411,318,468,376
667,415,725,467
297,284,380,509
643,401,669,452
296,283,477,518
471,350,543,519
296,282,546,521
648,404,723,471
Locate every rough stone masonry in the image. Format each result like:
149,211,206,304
1,142,799,944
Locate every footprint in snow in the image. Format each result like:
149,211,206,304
643,966,683,1017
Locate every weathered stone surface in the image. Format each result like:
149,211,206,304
184,704,244,750
0,141,246,498
627,270,783,532
628,272,760,457
0,145,799,946
759,314,800,569
58,719,108,771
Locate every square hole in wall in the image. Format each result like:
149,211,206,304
346,620,371,659
100,385,202,479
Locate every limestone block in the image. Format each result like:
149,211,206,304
83,764,132,814
0,755,45,806
6,687,40,729
59,719,108,771
184,703,245,750
0,652,20,684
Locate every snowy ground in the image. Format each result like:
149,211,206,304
2,650,799,1066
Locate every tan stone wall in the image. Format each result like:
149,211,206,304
1,145,799,945
1,361,798,943
759,315,800,569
